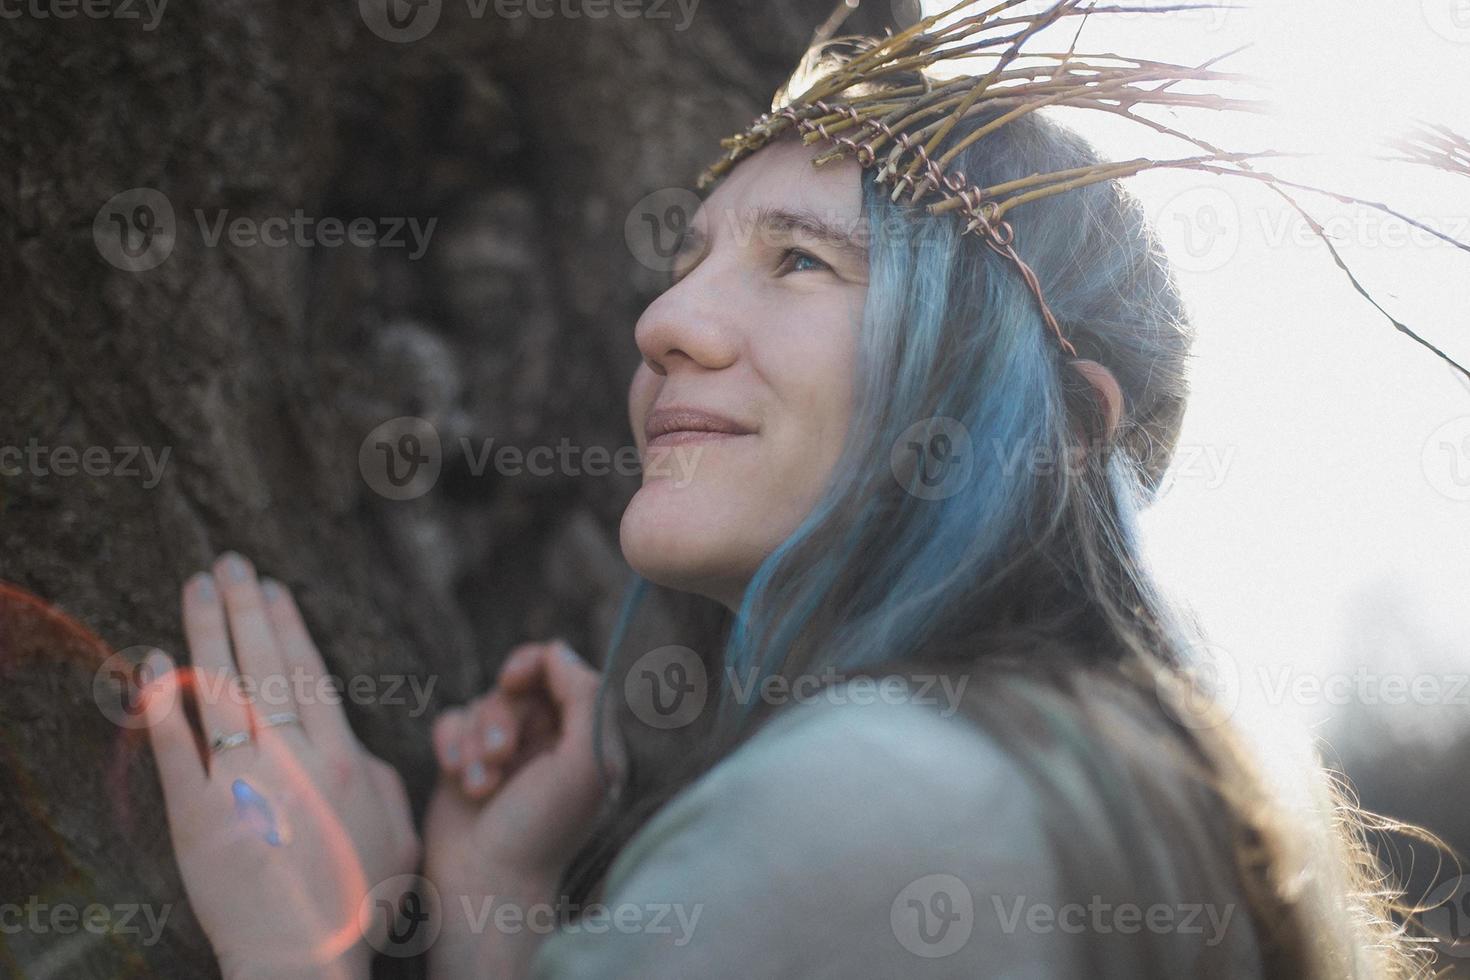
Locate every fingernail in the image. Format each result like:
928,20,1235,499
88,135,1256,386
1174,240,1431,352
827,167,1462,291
222,553,249,581
553,638,578,661
465,761,487,791
484,725,506,751
260,579,282,601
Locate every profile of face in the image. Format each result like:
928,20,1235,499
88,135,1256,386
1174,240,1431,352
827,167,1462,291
621,136,869,609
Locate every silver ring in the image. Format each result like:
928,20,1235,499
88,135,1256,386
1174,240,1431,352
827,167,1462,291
259,711,301,730
209,729,252,754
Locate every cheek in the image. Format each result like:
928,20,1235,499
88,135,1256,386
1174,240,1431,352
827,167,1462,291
627,363,660,449
758,311,860,496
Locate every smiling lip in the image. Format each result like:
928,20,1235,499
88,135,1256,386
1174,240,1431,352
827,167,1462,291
644,406,756,448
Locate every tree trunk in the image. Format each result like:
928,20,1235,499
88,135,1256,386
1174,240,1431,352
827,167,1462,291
0,1,896,975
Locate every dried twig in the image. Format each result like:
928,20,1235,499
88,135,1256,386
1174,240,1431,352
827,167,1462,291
698,0,1470,378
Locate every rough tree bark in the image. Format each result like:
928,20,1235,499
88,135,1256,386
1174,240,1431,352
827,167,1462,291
0,1,899,975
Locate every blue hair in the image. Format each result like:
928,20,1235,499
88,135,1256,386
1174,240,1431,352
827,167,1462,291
564,97,1202,887
559,99,1425,979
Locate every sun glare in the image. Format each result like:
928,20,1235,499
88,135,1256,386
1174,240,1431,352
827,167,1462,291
914,0,1470,740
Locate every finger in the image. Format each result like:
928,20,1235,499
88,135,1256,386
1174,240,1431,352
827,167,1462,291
213,553,294,718
367,759,420,871
498,640,599,742
181,570,254,763
467,690,525,767
513,694,560,764
433,706,470,771
496,640,556,689
460,754,498,798
141,651,207,789
259,577,355,751
458,692,521,800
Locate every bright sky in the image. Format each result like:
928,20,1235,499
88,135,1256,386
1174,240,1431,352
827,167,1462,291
917,0,1470,746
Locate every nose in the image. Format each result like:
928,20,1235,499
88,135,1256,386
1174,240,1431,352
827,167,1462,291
633,267,740,377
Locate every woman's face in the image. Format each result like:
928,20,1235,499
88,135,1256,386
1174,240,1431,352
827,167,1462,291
621,136,869,609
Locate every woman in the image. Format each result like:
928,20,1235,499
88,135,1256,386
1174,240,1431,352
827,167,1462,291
139,48,1436,980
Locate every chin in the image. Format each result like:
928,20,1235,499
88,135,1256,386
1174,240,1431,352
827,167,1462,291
619,480,764,606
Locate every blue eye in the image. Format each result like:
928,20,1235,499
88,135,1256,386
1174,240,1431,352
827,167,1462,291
781,249,832,274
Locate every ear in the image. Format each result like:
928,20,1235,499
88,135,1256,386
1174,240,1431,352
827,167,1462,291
1069,359,1124,444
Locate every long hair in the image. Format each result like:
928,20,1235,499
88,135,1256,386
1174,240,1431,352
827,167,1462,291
560,55,1442,977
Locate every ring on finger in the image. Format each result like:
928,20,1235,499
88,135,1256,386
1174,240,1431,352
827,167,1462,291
209,729,252,754
259,711,301,730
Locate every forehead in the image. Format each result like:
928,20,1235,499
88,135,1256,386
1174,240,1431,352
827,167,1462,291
694,133,864,235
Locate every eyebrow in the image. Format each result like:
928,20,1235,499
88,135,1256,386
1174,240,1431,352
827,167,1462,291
672,204,869,276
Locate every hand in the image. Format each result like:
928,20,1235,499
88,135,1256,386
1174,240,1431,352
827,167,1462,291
141,553,420,980
423,640,614,978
